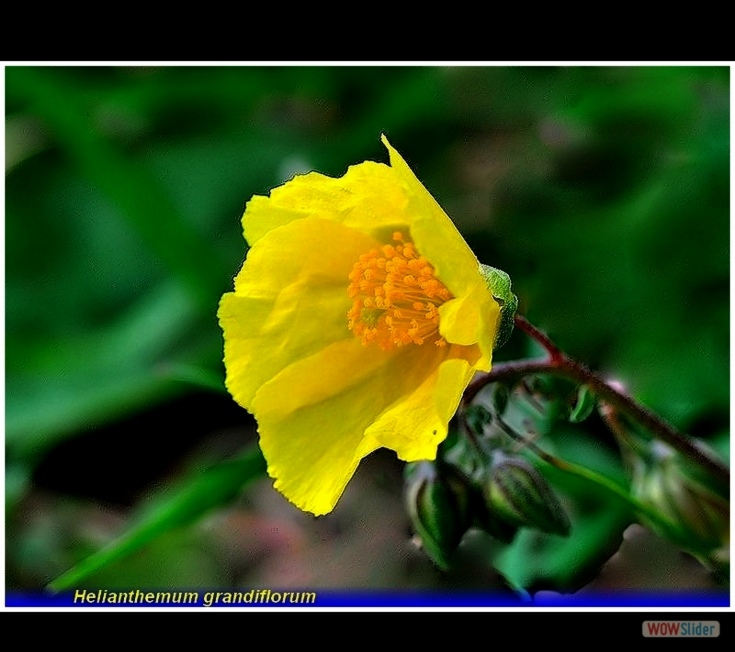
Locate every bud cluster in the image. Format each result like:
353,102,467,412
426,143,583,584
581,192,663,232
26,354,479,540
405,381,572,570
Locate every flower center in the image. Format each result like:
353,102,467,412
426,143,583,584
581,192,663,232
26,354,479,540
347,232,452,350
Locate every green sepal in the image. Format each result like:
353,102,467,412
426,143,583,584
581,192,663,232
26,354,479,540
484,453,571,537
480,264,518,350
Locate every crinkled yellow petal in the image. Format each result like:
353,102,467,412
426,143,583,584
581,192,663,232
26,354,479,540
252,338,480,514
252,338,394,422
243,162,412,246
380,135,482,296
218,217,378,411
252,339,416,515
380,135,499,365
365,348,479,461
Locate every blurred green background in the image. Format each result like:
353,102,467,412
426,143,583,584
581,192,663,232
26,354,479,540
5,65,729,595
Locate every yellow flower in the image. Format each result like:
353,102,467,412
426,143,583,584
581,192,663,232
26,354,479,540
218,136,501,516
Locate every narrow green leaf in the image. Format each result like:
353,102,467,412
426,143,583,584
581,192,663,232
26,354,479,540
47,445,266,592
569,384,596,423
156,363,227,394
5,282,199,460
5,464,31,518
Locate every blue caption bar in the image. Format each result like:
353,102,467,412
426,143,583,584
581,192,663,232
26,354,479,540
5,590,729,608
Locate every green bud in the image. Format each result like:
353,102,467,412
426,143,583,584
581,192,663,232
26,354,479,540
479,264,518,350
404,462,472,570
633,441,729,556
484,453,571,536
473,497,520,544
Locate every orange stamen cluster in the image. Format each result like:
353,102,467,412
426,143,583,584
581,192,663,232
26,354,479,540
347,232,452,350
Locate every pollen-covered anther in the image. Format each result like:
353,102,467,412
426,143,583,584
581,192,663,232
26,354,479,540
346,233,452,350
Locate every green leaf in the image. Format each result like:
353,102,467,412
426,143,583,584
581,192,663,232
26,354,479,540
156,363,227,394
5,282,202,461
569,384,596,423
47,445,266,592
5,464,31,518
76,529,228,589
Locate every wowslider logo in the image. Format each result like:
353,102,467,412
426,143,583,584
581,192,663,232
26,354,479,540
643,621,720,638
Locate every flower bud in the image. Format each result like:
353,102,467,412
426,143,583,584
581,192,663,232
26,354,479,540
404,461,473,570
472,498,519,544
483,453,571,536
633,441,729,556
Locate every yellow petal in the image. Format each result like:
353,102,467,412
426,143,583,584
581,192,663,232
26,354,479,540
380,135,499,360
438,288,499,371
380,135,482,296
365,350,479,461
252,338,394,422
252,338,479,514
243,162,412,246
252,339,410,515
218,217,378,411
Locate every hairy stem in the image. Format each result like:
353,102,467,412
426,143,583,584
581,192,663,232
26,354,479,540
513,314,565,362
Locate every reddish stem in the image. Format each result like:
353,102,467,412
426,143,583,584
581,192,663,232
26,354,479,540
513,314,565,363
